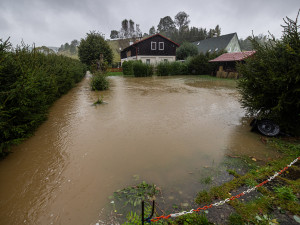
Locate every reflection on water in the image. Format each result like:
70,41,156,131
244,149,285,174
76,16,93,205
0,75,279,225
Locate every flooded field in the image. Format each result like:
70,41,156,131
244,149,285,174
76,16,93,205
0,75,280,225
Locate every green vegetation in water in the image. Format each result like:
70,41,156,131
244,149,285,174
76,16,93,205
0,38,87,157
93,95,104,105
90,71,109,91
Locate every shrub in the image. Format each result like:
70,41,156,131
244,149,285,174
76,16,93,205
0,39,87,156
132,61,153,77
176,42,199,60
156,61,170,76
187,53,210,75
90,71,109,91
237,13,300,135
122,60,134,75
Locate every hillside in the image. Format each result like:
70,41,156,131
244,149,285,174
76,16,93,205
107,38,139,63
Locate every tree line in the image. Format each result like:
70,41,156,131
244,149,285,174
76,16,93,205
110,11,221,44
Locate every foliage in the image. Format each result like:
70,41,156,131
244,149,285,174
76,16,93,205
93,95,104,105
78,31,113,68
90,71,109,91
174,11,190,31
149,26,156,35
228,213,244,225
176,42,198,60
251,214,278,225
174,213,213,225
0,38,87,156
274,186,297,201
156,61,170,76
237,13,300,135
122,61,134,75
113,181,159,207
157,16,177,36
132,61,153,77
187,54,210,75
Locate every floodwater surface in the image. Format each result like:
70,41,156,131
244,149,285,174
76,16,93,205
0,75,279,225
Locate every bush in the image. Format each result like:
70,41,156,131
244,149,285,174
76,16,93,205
237,13,300,135
187,53,210,75
132,61,153,77
176,42,199,60
0,39,87,156
122,61,134,75
90,72,109,91
156,61,170,76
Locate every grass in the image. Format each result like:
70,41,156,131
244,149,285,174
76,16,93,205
107,71,123,76
195,137,300,223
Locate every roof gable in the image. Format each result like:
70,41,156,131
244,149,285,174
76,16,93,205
121,33,179,52
192,33,237,54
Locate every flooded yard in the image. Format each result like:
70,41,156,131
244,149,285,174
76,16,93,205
0,75,280,225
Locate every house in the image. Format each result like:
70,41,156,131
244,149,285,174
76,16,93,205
209,51,256,78
120,34,179,65
192,33,241,54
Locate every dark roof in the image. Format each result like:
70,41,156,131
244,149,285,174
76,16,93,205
121,33,179,52
192,33,237,54
209,51,256,62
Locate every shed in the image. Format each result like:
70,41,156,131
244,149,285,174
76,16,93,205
209,51,256,78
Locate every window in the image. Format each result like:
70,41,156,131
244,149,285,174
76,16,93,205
146,59,150,65
159,42,164,50
151,42,156,50
164,59,168,62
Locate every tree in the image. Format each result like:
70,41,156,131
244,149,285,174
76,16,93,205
129,19,135,37
176,42,198,60
78,31,113,67
174,11,190,31
237,12,300,135
214,25,221,36
135,24,142,38
110,30,119,39
121,19,129,38
149,26,156,35
157,16,176,36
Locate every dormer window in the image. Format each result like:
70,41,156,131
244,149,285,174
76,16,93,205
151,42,156,50
159,42,164,50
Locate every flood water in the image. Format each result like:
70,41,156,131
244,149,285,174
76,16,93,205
0,75,280,225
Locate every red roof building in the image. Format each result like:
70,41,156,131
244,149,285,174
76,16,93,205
209,51,256,62
209,51,256,79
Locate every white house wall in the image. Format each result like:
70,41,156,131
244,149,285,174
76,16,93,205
225,34,241,52
121,56,176,65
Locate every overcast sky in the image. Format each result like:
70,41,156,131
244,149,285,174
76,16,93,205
0,0,299,47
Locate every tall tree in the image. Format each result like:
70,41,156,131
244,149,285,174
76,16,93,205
149,26,156,35
129,19,135,37
78,31,113,67
135,24,142,38
214,25,221,36
174,11,190,31
121,19,129,38
157,16,176,36
110,30,119,39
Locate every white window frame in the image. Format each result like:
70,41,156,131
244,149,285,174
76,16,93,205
151,42,156,50
159,42,164,50
146,59,150,65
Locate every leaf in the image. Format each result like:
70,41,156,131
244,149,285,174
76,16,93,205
294,215,300,223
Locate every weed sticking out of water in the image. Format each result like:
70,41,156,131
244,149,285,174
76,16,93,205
226,169,240,178
113,181,159,207
200,176,213,185
93,95,105,105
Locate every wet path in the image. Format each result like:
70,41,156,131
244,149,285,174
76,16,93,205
0,75,279,225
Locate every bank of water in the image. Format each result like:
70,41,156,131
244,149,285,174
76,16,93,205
0,75,280,225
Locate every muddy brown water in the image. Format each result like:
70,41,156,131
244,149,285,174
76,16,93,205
0,75,280,225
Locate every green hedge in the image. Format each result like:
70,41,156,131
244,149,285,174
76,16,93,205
157,61,188,76
91,71,109,91
0,39,87,156
133,61,153,77
122,61,134,75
